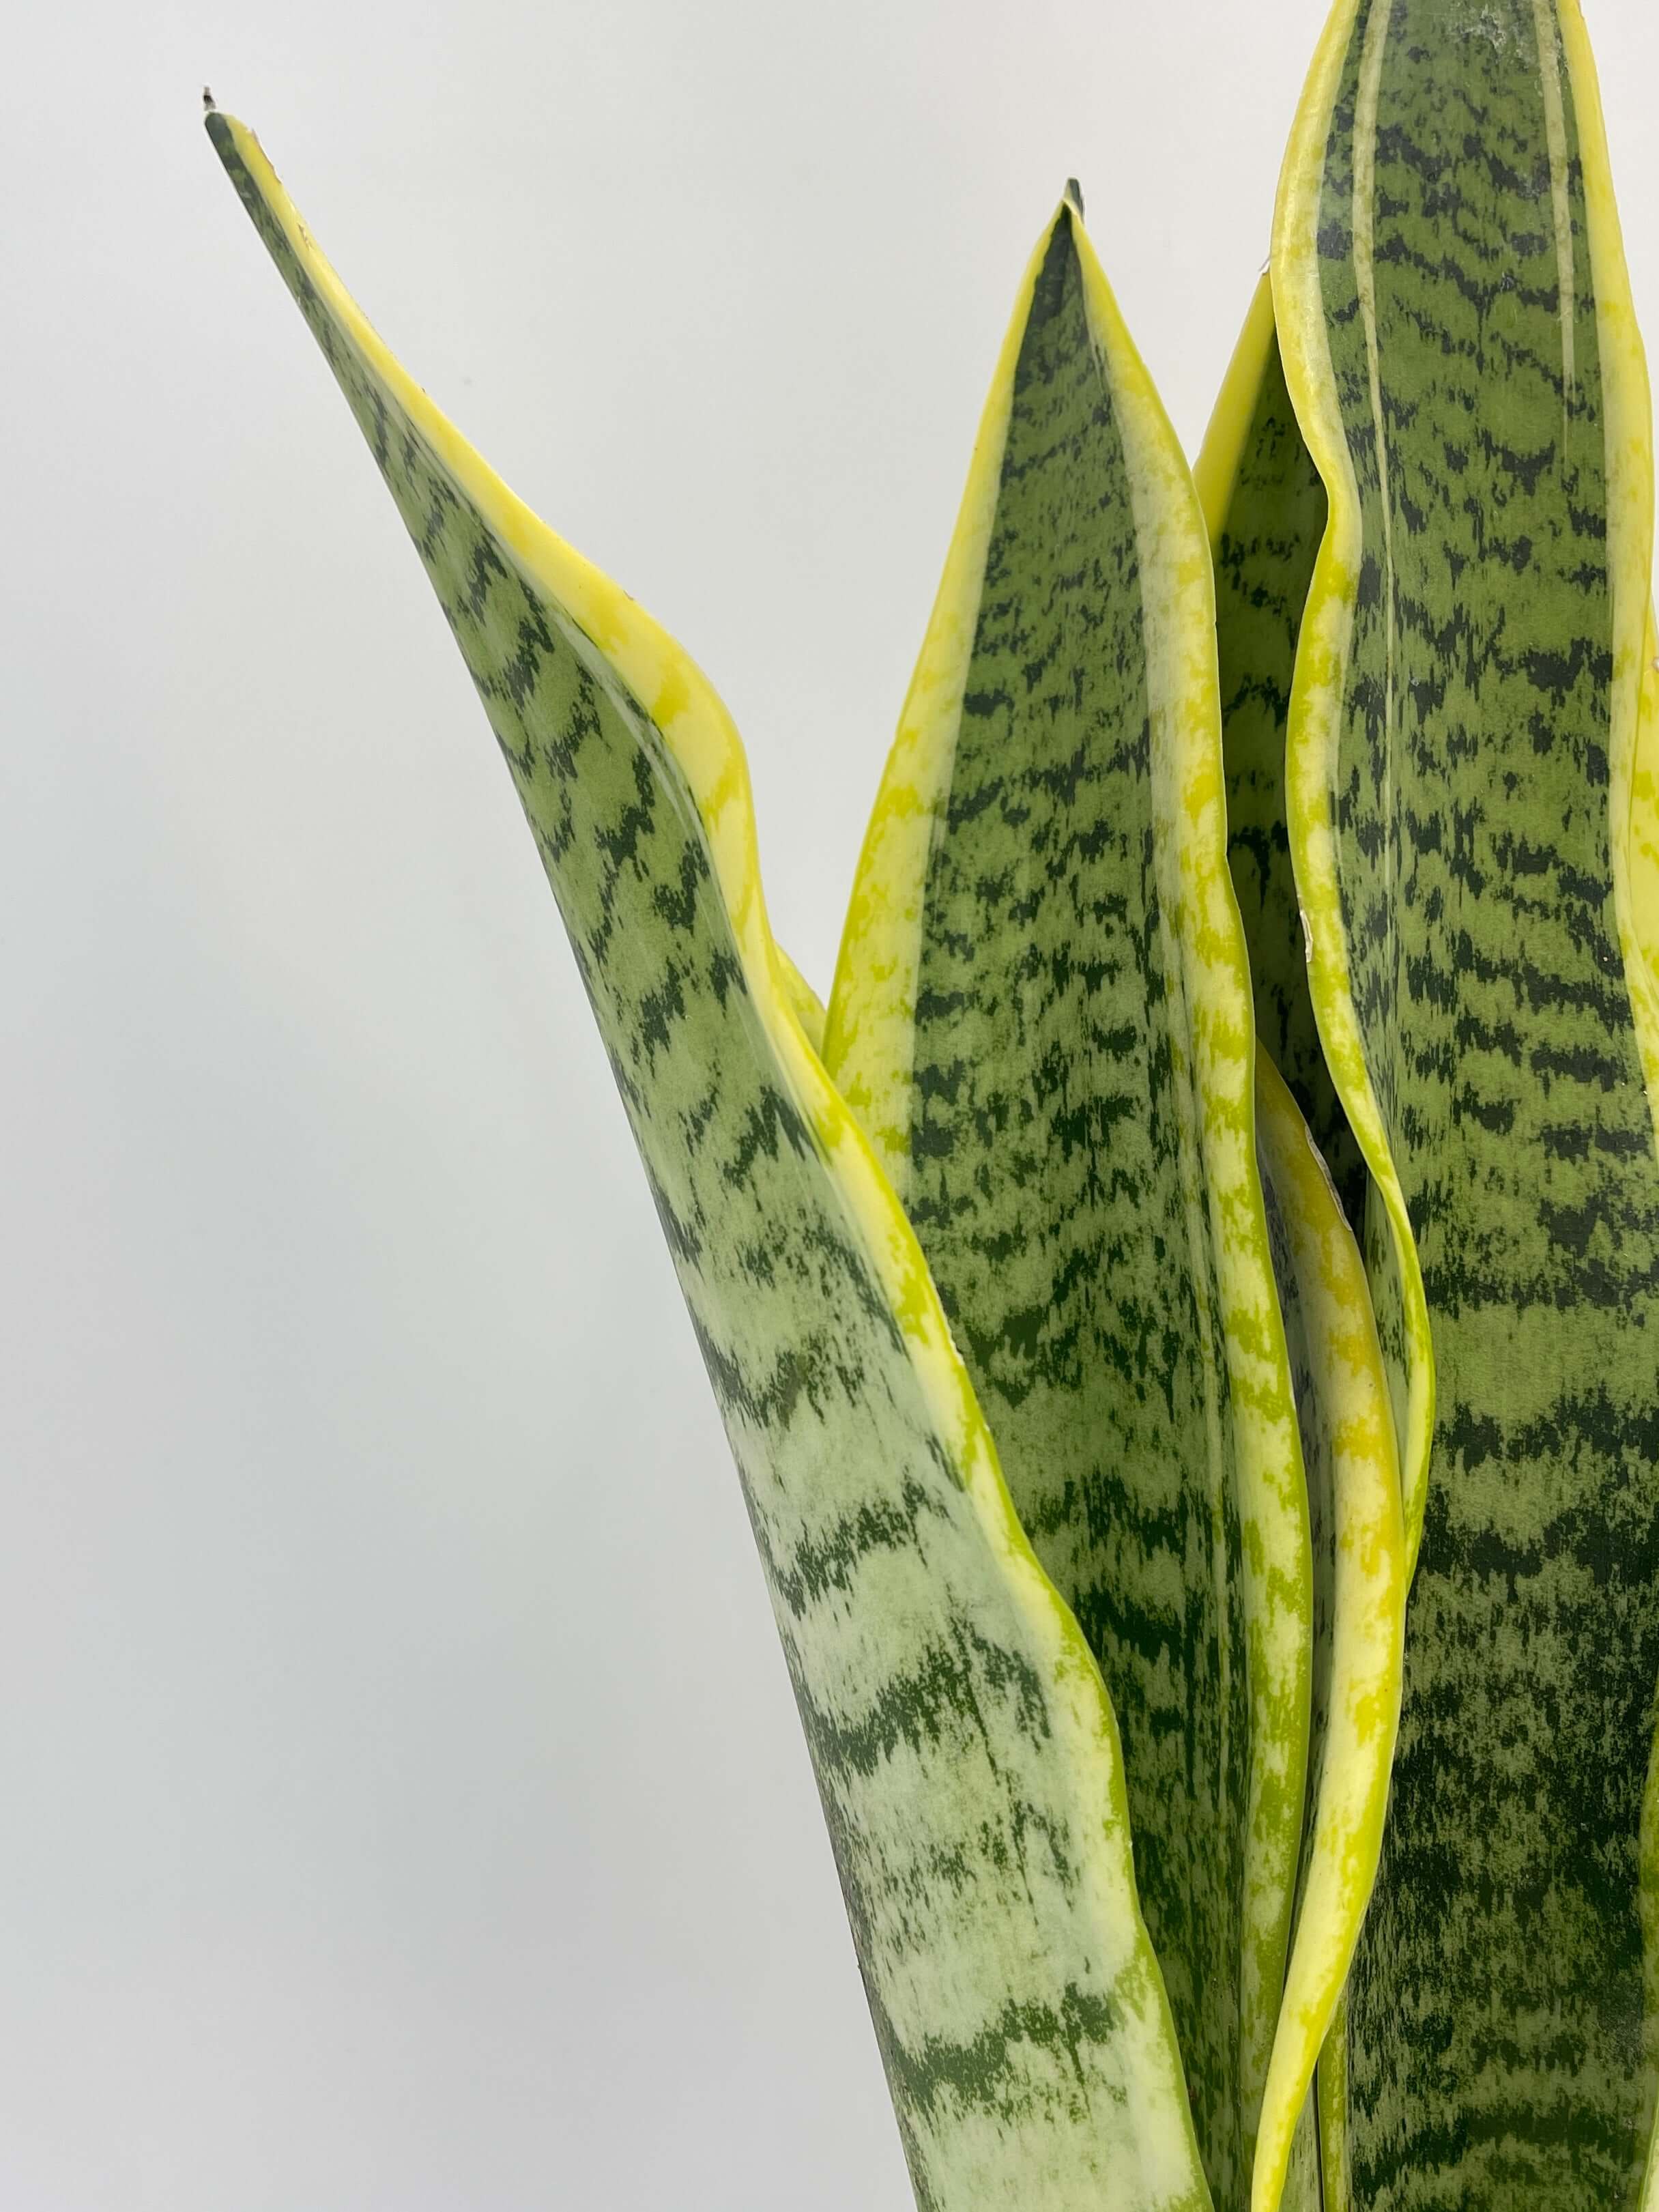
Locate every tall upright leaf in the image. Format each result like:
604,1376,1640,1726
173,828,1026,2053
1196,272,1432,1582
1195,279,1351,1224
1195,283,1414,2212
1252,1052,1404,2212
1274,1,1659,2201
205,113,1213,2212
824,196,1312,2207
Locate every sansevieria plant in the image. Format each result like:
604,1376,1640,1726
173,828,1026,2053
203,0,1659,2205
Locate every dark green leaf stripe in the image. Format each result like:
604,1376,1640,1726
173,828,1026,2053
1275,3,1659,2202
824,203,1312,2209
203,115,1218,2211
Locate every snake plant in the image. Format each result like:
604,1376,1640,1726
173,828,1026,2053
204,0,1659,2204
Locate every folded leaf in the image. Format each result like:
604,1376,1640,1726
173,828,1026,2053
824,196,1311,2207
1196,269,1431,1583
205,113,1214,2212
1195,278,1352,1227
1253,1051,1404,2212
776,946,828,1055
1314,2005,1351,2211
1274,1,1659,2200
1196,283,1412,2212
1628,612,1659,2212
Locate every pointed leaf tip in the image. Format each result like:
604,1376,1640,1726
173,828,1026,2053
204,119,1216,2212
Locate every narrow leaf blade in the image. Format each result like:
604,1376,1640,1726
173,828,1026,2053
1253,1051,1404,2212
1196,283,1413,2211
1273,1,1659,2196
824,200,1312,2207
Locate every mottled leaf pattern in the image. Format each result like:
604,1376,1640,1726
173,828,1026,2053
1274,1,1659,2202
824,203,1311,2208
205,113,1213,2212
205,0,1659,2198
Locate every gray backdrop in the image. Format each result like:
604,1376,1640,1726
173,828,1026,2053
6,1,1658,2204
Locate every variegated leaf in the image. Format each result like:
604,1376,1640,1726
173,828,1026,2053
205,111,1213,2212
1253,1051,1404,2212
1196,279,1413,2212
1273,1,1659,2200
823,194,1312,2209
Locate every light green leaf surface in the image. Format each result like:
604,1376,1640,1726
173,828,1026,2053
205,111,1215,2212
823,198,1311,2209
1273,1,1659,2202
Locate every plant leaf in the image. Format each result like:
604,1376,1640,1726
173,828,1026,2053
1273,0,1659,2198
1628,607,1659,2212
205,113,1215,2212
1253,1050,1404,2212
1194,278,1354,1229
1196,270,1431,1586
1314,2004,1351,2211
1196,283,1411,2211
822,197,1311,2207
776,945,828,1054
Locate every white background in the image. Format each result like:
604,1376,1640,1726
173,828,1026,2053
5,3,1657,2204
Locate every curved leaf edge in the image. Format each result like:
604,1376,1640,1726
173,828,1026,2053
204,109,1216,2200
1268,0,1436,1584
1272,0,1659,2189
1558,13,1659,2177
1251,1050,1404,2212
824,194,1316,2190
819,206,1050,1199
